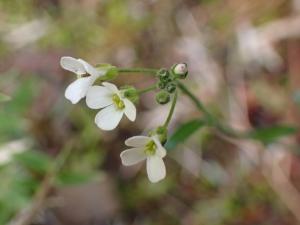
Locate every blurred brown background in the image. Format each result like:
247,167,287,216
1,0,300,224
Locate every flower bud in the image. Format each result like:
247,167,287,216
96,64,119,81
156,126,168,144
166,82,176,93
148,126,168,144
157,68,169,78
157,81,166,89
122,86,139,103
156,90,170,105
172,63,188,79
104,67,119,80
157,68,171,82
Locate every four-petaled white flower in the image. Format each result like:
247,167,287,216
60,56,107,104
86,82,136,130
120,135,167,183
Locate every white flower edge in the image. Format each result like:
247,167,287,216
60,56,107,104
120,135,167,183
86,82,136,131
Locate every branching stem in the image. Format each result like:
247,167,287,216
138,85,157,94
115,68,246,138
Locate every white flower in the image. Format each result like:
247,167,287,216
60,56,107,104
86,82,136,130
120,135,167,183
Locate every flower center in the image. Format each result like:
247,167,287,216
144,140,157,156
112,94,125,110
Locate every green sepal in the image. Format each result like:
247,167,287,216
95,64,119,81
121,85,139,103
157,81,166,89
148,126,168,145
157,68,172,82
166,82,176,93
155,90,170,105
156,126,168,144
103,67,119,81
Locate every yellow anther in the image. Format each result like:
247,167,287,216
112,94,125,110
118,101,125,109
112,94,119,102
144,140,157,156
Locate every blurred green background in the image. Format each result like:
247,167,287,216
1,0,300,224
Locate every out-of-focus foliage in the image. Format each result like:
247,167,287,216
166,119,205,150
0,150,47,223
248,125,298,144
0,93,10,102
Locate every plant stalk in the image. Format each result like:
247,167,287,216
138,85,157,94
163,92,178,127
117,68,158,74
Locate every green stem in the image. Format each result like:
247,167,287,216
117,68,158,74
177,81,246,138
177,82,213,122
138,85,157,94
163,92,178,127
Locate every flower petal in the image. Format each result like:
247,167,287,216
120,148,147,166
152,136,167,158
102,82,119,94
77,59,106,77
146,155,166,183
65,77,93,104
95,105,124,130
125,136,151,147
86,86,113,109
60,56,86,75
124,98,136,122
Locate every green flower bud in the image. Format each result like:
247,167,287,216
96,64,119,81
166,82,176,93
148,126,168,145
156,90,170,105
104,66,119,80
171,63,188,79
160,76,171,83
122,86,139,103
157,68,169,78
157,68,171,82
156,126,168,144
157,81,166,89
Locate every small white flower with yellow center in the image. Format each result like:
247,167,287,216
60,56,107,104
120,135,167,183
86,82,136,130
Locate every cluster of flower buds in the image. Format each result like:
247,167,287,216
155,63,188,105
60,57,188,183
